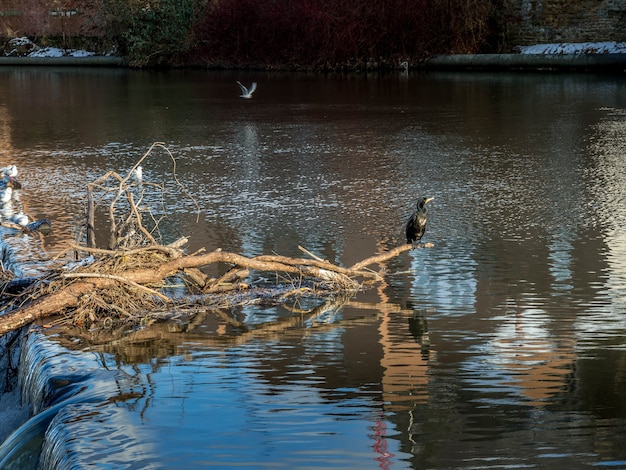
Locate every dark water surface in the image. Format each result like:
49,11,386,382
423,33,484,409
1,67,626,468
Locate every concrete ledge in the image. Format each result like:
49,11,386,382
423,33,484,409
0,56,124,66
1,53,624,72
423,53,626,72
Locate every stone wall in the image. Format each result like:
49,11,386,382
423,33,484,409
504,0,626,46
0,0,102,38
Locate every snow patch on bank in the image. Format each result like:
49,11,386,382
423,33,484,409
28,47,95,58
3,36,102,58
519,41,626,55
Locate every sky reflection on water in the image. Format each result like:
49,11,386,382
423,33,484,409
1,69,626,468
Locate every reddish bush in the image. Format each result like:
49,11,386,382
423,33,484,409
190,0,501,68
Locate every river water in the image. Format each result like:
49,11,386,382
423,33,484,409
1,67,626,469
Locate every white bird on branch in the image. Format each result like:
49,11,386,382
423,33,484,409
11,211,28,227
1,165,17,179
0,164,21,188
133,165,143,182
0,187,12,204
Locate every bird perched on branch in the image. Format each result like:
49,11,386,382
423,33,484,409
0,186,12,204
237,81,257,99
133,165,143,182
0,164,21,189
2,164,17,178
406,196,434,247
11,211,28,227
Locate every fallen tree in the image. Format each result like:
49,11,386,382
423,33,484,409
0,143,428,338
0,241,417,337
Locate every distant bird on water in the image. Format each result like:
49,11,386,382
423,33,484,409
406,196,434,247
237,81,257,99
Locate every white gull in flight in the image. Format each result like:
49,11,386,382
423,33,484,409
236,81,257,99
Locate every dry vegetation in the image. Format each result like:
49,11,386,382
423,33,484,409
190,0,503,69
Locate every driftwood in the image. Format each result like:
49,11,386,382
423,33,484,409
0,143,429,338
0,242,417,337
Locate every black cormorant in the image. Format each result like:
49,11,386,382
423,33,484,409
406,196,434,247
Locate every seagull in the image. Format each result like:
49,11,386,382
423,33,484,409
237,81,257,99
0,187,12,204
11,211,28,227
133,165,143,182
2,165,17,179
1,165,21,189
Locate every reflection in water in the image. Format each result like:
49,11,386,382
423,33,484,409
471,304,574,406
380,308,431,411
1,70,626,468
589,111,626,303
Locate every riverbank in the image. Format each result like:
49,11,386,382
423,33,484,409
0,56,124,66
1,39,626,73
0,53,624,73
423,53,626,72
1,53,624,73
